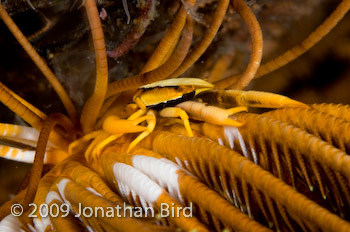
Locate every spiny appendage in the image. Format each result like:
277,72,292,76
263,107,350,153
228,113,350,209
176,101,247,127
311,103,350,122
142,131,350,231
201,90,309,109
101,152,208,231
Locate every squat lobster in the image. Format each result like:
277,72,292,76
102,78,247,152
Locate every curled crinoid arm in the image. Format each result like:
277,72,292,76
0,83,46,121
141,4,187,73
198,89,309,109
0,82,75,149
106,17,194,98
20,113,74,212
80,0,109,134
176,101,247,127
228,0,263,90
0,82,43,131
169,0,230,78
254,0,350,78
215,0,350,89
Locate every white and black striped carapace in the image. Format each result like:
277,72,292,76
133,78,214,110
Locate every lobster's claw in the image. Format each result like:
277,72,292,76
103,115,152,134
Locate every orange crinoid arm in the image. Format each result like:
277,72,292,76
0,4,78,124
169,0,230,78
21,113,74,211
255,0,350,78
228,0,263,90
141,0,196,73
80,0,109,134
106,17,194,98
215,0,350,89
0,82,44,130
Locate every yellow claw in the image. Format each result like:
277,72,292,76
159,107,194,137
127,110,156,152
226,106,248,115
176,101,247,127
103,115,152,134
93,134,123,157
221,106,247,127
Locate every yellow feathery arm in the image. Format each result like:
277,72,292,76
106,18,194,98
80,0,109,134
227,0,263,90
0,82,43,130
215,0,350,89
0,4,78,124
169,0,229,78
